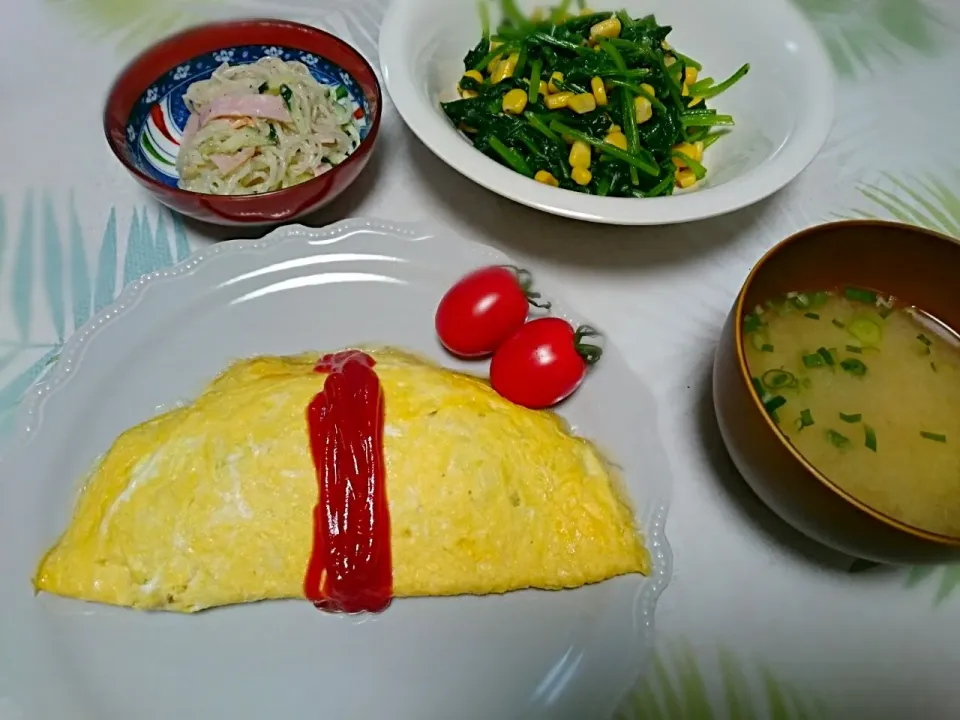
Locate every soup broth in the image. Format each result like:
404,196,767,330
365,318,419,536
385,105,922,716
742,287,960,537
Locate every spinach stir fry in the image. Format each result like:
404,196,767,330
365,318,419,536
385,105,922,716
440,1,749,197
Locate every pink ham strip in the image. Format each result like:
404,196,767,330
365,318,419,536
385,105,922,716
197,94,292,128
209,147,256,174
181,113,200,145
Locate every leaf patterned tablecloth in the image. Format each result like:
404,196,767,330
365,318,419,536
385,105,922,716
1,1,958,717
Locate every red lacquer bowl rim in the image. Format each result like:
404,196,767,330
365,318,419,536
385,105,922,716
102,17,383,204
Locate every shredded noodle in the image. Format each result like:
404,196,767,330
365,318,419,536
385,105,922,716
176,57,361,195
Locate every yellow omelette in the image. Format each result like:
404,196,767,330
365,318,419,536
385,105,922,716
35,347,648,612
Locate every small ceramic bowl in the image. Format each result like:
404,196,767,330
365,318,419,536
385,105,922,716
714,220,960,564
380,0,834,226
104,18,382,226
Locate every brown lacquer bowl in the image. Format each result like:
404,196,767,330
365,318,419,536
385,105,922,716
714,220,960,564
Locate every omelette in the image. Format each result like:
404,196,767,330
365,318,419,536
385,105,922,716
35,347,648,612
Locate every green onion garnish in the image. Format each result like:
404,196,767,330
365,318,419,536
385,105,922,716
751,376,766,400
832,319,845,329
845,287,878,304
804,312,820,320
840,358,867,376
920,431,947,443
280,84,294,110
826,429,851,448
839,412,862,423
267,124,278,144
789,293,811,310
797,409,814,430
258,81,269,93
817,347,835,366
743,313,762,333
764,395,786,413
917,333,932,346
762,369,796,390
810,291,829,307
848,318,882,346
802,353,825,368
845,345,862,354
335,85,349,100
864,425,877,452
931,362,938,372
761,343,774,353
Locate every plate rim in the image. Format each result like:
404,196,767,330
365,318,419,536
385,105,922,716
0,218,673,715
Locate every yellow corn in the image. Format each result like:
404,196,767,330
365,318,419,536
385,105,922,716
672,142,699,167
640,83,656,98
661,40,672,50
491,52,519,84
676,169,697,188
502,88,528,115
568,93,597,114
695,141,705,161
535,170,560,187
608,123,621,133
463,69,484,84
687,96,703,108
538,80,548,96
684,67,699,86
457,69,483,97
590,76,608,106
571,167,592,186
459,89,479,99
568,140,591,169
634,96,653,124
604,131,628,150
545,91,574,110
486,41,503,71
589,17,622,40
547,71,564,94
665,55,676,67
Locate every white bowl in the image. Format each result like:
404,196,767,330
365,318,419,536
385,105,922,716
380,0,835,225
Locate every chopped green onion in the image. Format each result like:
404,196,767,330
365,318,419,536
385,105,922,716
804,312,820,320
810,291,829,307
848,318,882,346
789,293,811,310
797,409,815,430
917,333,932,346
845,345,862,354
864,425,877,452
817,347,835,366
527,58,542,104
764,395,786,413
931,361,938,372
335,85,349,100
267,124,278,144
826,429,851,448
839,412,862,423
840,358,867,376
802,353,825,368
761,343,775,353
845,287,878,304
750,376,767,401
762,369,796,390
920,431,947,443
743,313,762,333
832,319,845,329
280,84,294,110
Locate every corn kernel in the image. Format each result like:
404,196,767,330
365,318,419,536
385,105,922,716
687,96,703,108
684,67,699,86
694,141,704,162
547,71,564,94
608,123,621,133
634,96,653,124
463,69,484,84
589,17,622,40
571,167,592,186
486,42,503,71
676,169,697,188
545,91,574,110
665,55,676,67
568,140,591,169
535,170,560,187
640,83,656,98
568,93,597,114
661,40,672,50
590,76,608,106
459,89,479,99
671,142,698,167
502,88,528,115
538,80,548,96
491,53,519,84
604,131,628,150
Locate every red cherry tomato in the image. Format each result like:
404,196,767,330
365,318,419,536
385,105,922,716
490,318,603,409
435,265,547,358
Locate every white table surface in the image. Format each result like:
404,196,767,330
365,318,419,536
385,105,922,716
2,0,959,717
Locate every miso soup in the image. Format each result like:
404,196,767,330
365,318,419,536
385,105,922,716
742,287,960,537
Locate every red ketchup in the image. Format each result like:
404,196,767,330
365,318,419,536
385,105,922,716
303,350,393,613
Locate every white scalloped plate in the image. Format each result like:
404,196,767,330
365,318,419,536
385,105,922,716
0,219,671,720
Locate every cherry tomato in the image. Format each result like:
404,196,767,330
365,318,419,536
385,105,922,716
435,265,547,358
490,318,602,409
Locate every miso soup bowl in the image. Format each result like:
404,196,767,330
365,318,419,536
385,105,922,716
714,220,960,565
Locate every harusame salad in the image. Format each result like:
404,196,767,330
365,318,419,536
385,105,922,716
441,1,749,198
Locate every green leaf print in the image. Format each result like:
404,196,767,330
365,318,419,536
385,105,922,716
844,172,960,238
0,195,195,439
617,641,825,720
47,0,221,52
794,0,946,77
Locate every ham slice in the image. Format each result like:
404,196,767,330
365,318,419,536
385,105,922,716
209,147,256,174
197,94,292,128
181,113,200,145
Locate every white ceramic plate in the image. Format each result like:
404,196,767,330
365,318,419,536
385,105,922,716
380,0,834,225
0,220,672,720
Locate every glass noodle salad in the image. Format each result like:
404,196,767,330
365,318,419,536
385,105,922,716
441,0,749,197
176,57,361,195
